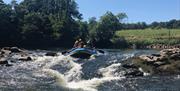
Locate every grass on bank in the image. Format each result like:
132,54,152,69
115,29,180,46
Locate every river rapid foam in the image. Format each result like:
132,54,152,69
1,49,180,91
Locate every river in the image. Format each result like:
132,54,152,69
0,49,180,91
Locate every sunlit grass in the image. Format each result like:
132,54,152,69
116,29,180,45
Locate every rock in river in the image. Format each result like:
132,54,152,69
1,47,23,53
124,69,144,77
0,58,8,65
19,56,32,61
9,47,23,53
45,52,58,56
0,58,13,66
133,48,180,75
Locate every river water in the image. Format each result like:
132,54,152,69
0,49,180,91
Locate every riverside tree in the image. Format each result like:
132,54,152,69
0,0,20,46
17,0,82,47
88,12,127,48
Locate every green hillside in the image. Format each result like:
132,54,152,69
115,29,180,45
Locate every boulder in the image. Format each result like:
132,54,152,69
157,56,168,61
151,54,161,57
0,58,8,65
45,52,58,56
135,48,180,75
19,56,32,61
152,56,159,61
0,58,12,66
139,55,154,62
170,53,180,60
160,48,180,60
140,48,180,62
9,47,23,53
122,63,138,69
2,47,11,50
124,69,144,77
154,61,168,67
1,47,23,53
0,49,11,55
160,48,180,56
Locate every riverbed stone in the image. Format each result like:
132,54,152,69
0,58,8,65
1,49,11,54
19,56,32,61
170,53,180,60
45,52,58,56
122,63,138,69
124,69,144,77
0,47,33,66
133,48,180,75
151,54,161,57
1,47,23,53
9,47,23,53
0,58,13,66
154,61,168,67
139,55,155,62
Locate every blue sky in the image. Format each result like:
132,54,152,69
3,0,180,23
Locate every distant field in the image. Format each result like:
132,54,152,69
115,29,180,45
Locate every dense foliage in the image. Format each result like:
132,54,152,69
1,0,83,48
0,0,179,48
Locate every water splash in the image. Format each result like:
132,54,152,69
42,69,67,87
98,63,123,77
67,77,122,91
64,61,83,81
35,54,125,91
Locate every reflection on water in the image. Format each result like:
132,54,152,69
0,49,180,91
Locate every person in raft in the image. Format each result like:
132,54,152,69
62,38,86,54
73,38,86,48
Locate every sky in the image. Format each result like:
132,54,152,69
3,0,180,23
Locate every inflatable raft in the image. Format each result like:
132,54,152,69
62,48,105,59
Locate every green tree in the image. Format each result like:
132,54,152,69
150,22,159,29
116,13,127,22
75,20,88,40
18,0,82,47
89,12,126,48
88,17,97,30
88,17,97,41
0,0,3,3
0,1,20,46
21,13,55,47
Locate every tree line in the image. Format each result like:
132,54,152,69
121,19,180,30
0,0,179,48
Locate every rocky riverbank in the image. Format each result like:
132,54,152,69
0,47,33,66
132,44,180,49
130,48,180,75
146,44,180,49
0,47,60,66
